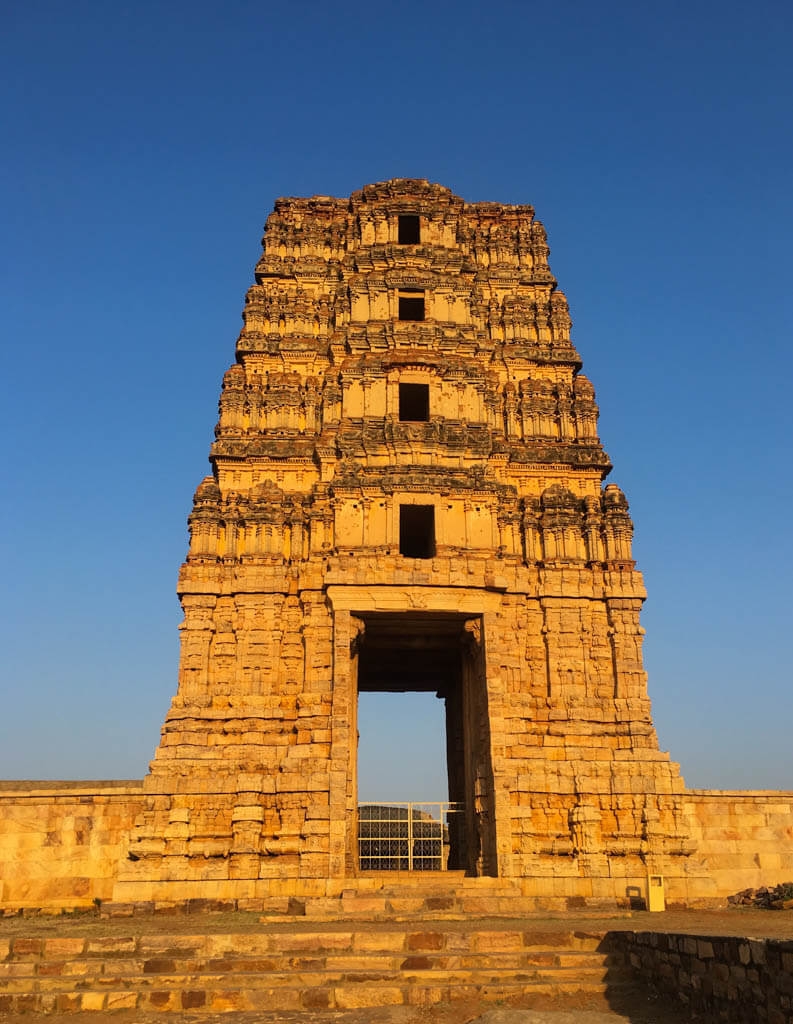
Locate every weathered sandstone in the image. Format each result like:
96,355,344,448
2,180,792,910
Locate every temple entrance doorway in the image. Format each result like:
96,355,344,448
353,612,496,876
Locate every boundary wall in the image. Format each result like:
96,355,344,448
1,783,793,910
684,790,793,900
0,782,145,910
617,930,793,1023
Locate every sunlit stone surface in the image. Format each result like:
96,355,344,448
2,181,792,910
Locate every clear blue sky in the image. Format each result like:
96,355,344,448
2,1,791,793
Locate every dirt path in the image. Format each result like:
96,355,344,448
1,905,791,940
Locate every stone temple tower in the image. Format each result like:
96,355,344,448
115,179,699,905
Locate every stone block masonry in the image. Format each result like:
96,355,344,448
0,782,144,910
2,179,793,911
0,922,629,1014
618,930,793,1023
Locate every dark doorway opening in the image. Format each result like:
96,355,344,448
399,382,430,422
400,504,435,558
398,291,425,321
354,612,496,875
398,214,420,244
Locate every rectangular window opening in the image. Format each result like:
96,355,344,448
399,382,430,422
398,214,421,244
398,291,425,321
400,504,435,558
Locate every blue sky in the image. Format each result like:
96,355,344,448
1,1,791,793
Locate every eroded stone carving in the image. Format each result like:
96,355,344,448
5,180,793,913
115,178,704,903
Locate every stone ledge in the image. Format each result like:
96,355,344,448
0,780,143,795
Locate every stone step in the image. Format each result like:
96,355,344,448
1,963,616,990
101,885,629,922
0,944,617,965
0,976,624,1015
349,870,471,886
0,924,630,1015
338,877,522,896
2,927,611,960
297,897,552,920
0,948,619,983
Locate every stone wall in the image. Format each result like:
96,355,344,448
0,782,145,910
2,780,793,909
617,930,793,1023
683,791,793,900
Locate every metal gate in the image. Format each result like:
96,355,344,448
357,802,463,871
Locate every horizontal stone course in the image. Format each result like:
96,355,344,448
0,920,622,1013
617,930,793,1023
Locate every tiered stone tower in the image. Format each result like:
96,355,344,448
115,179,698,904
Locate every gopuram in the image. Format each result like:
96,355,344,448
2,179,792,911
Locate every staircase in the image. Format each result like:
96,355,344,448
289,874,584,921
0,915,631,1015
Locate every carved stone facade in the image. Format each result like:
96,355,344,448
108,179,709,905
5,180,793,913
